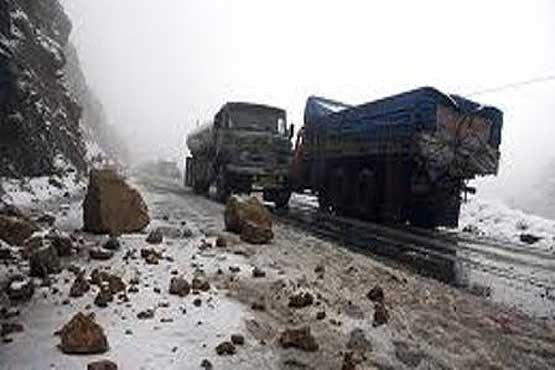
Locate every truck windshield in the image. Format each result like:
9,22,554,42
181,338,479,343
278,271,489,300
229,108,287,135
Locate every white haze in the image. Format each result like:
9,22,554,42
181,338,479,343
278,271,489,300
62,0,555,215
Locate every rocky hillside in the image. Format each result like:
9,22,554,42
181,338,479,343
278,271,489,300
0,0,87,178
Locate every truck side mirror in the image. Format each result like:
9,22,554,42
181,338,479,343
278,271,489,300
289,123,295,140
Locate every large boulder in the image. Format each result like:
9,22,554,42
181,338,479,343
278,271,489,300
83,169,150,234
0,215,39,246
224,196,273,244
58,312,108,354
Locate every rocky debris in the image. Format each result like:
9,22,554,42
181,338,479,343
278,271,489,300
102,237,121,251
169,277,191,297
94,289,114,308
373,303,389,327
50,233,73,257
288,292,314,308
193,298,202,307
215,341,236,355
251,298,266,311
0,241,13,260
229,266,241,273
141,248,161,264
83,169,150,234
192,277,210,292
182,227,194,238
341,352,363,370
231,334,245,346
252,266,266,278
346,328,372,353
87,360,118,370
36,213,57,226
215,236,227,247
137,308,155,320
200,359,213,370
69,273,91,298
155,226,183,239
279,326,319,352
520,233,542,244
366,285,384,303
0,215,39,246
90,270,126,294
89,248,114,261
316,311,326,320
0,204,25,219
58,312,109,354
30,245,61,277
146,229,163,244
6,277,34,301
224,195,273,244
1,322,24,337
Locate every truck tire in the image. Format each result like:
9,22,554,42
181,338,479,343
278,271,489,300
356,168,377,220
193,180,209,195
330,168,348,216
215,172,230,203
274,190,291,209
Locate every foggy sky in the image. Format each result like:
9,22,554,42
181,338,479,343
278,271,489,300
62,0,555,208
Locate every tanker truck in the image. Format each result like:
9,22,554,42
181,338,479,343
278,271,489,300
185,102,293,207
290,87,503,228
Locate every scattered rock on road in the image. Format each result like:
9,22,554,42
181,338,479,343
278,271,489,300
6,276,34,301
83,169,150,234
215,341,236,355
169,277,191,297
89,248,114,261
373,302,389,327
288,292,314,308
231,334,245,346
69,273,90,298
49,233,73,257
366,285,384,303
224,195,273,244
252,266,266,278
29,245,61,277
146,229,163,244
102,237,121,251
520,233,542,244
200,359,213,370
58,312,108,354
87,359,118,370
279,326,319,352
346,328,372,353
192,277,210,292
0,214,39,246
137,308,155,320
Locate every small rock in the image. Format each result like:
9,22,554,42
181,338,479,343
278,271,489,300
316,311,326,320
0,214,39,246
90,270,126,294
58,312,108,354
30,245,61,277
200,359,213,370
192,277,210,292
252,266,266,278
373,303,389,327
146,229,163,244
87,359,118,370
169,277,190,297
366,286,384,303
137,308,155,320
50,233,73,257
1,322,24,337
215,341,236,355
89,248,114,261
94,289,113,308
314,264,325,274
182,227,193,238
6,276,34,301
288,292,314,308
229,266,240,273
193,298,202,307
279,326,319,352
36,213,56,226
103,237,121,251
215,236,227,247
69,273,90,298
0,243,12,260
251,300,266,311
231,334,245,345
520,233,542,244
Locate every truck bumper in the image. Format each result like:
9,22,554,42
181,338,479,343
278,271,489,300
225,164,289,189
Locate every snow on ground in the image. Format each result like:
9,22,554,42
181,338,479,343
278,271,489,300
459,197,555,251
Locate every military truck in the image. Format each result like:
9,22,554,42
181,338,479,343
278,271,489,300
185,102,293,207
290,87,503,227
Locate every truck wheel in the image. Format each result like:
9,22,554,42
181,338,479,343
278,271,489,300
215,172,230,203
356,168,377,220
274,191,291,209
193,180,209,195
330,168,348,215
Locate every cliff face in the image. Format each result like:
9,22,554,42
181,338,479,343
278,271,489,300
0,0,86,178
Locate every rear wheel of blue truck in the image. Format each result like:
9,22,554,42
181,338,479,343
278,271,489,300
215,172,230,203
356,168,378,221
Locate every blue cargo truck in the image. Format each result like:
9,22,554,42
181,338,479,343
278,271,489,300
290,87,503,227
